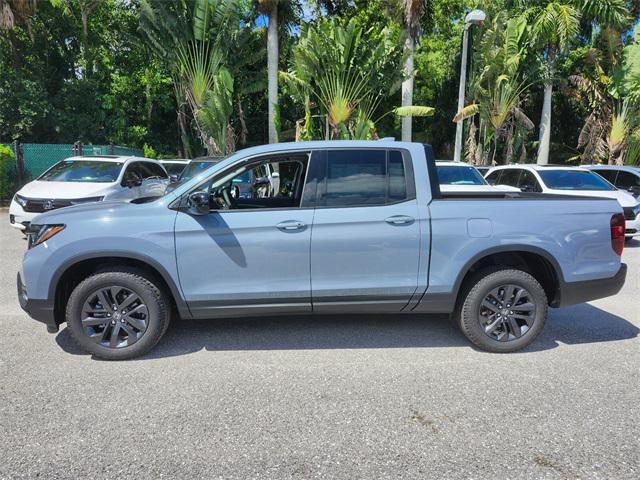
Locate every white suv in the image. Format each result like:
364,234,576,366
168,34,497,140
9,155,169,230
485,164,640,238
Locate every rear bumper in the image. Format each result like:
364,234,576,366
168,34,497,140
17,273,58,333
556,263,627,307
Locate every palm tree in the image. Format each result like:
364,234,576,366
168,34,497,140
399,0,431,142
256,0,279,143
527,0,628,165
140,0,239,156
285,17,404,139
527,1,581,164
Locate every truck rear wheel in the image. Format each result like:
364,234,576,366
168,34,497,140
458,268,547,353
65,270,171,360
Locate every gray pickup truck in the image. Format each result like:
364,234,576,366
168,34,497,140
18,141,627,360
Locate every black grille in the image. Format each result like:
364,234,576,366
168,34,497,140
23,198,73,213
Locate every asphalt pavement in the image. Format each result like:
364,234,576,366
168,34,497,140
0,210,638,479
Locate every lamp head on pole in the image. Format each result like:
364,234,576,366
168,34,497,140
465,9,486,26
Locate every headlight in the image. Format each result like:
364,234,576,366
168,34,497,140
27,224,65,249
70,196,104,205
14,194,28,207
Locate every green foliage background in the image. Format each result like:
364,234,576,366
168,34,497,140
1,0,640,162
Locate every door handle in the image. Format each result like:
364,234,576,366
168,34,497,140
276,220,306,231
385,215,415,225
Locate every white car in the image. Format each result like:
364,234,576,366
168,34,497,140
9,155,169,230
436,161,520,193
581,164,640,198
485,164,640,238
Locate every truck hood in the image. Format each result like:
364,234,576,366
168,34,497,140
17,180,116,199
546,188,638,207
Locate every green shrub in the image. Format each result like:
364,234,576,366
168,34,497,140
0,145,16,202
143,143,158,159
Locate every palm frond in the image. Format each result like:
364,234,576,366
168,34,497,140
394,106,435,117
453,104,479,123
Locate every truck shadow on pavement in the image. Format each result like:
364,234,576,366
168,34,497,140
55,303,638,360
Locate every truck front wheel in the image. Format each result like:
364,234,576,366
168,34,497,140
458,269,548,353
65,270,171,360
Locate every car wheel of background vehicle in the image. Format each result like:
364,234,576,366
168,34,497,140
65,270,170,360
457,268,547,353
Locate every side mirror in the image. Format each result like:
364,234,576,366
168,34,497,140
187,191,210,215
169,174,179,183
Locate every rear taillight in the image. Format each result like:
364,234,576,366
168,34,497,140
611,213,625,256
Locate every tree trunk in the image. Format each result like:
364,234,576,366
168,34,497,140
536,82,553,165
267,4,278,144
81,9,90,75
401,34,414,142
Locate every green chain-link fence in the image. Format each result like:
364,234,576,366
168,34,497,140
2,143,143,179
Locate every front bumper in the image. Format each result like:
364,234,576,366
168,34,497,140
8,200,36,230
625,214,640,237
556,263,627,307
17,272,58,333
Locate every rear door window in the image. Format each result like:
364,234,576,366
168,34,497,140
321,150,410,207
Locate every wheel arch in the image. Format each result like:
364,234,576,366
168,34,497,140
51,252,191,326
453,245,565,309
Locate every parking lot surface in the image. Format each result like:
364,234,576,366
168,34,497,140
0,212,638,479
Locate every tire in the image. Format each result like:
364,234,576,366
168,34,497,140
65,270,171,360
457,268,548,353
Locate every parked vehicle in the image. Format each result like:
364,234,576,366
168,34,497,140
9,156,169,230
165,157,224,193
582,164,640,197
475,166,491,176
485,164,640,238
18,141,627,359
159,159,189,179
436,161,519,193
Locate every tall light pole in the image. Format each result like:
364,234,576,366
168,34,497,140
453,9,486,162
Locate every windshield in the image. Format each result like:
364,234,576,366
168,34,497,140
39,160,124,183
436,165,486,185
179,161,221,181
539,170,615,191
